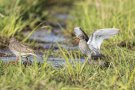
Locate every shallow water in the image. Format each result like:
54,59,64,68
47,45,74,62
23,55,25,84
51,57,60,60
39,43,78,50
23,29,66,43
0,13,94,67
0,55,85,67
0,26,79,67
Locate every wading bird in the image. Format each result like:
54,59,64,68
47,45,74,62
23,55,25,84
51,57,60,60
9,38,38,65
74,27,119,59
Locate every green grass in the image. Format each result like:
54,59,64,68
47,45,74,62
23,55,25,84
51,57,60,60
0,0,48,38
0,0,135,90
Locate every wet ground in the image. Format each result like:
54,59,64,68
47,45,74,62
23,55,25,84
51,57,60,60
0,27,79,67
0,13,107,67
0,13,81,67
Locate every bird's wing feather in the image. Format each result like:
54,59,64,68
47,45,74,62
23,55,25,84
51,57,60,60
87,28,119,49
19,43,34,53
11,41,34,54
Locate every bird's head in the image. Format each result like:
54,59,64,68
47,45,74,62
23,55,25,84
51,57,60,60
74,27,82,37
74,27,89,42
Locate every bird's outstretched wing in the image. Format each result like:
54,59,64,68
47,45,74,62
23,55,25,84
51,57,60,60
87,28,119,50
74,27,89,41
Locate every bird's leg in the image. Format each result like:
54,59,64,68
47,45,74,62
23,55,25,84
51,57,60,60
23,56,31,67
26,56,30,64
23,56,28,67
26,56,32,65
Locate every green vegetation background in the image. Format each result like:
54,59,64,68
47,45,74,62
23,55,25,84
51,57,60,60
0,0,135,90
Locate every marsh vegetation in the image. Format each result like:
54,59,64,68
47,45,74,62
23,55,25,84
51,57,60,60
0,0,135,90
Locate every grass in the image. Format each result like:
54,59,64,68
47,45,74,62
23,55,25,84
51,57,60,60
0,0,48,38
0,0,135,90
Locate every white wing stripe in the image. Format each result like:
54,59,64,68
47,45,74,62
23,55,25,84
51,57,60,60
87,28,119,53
